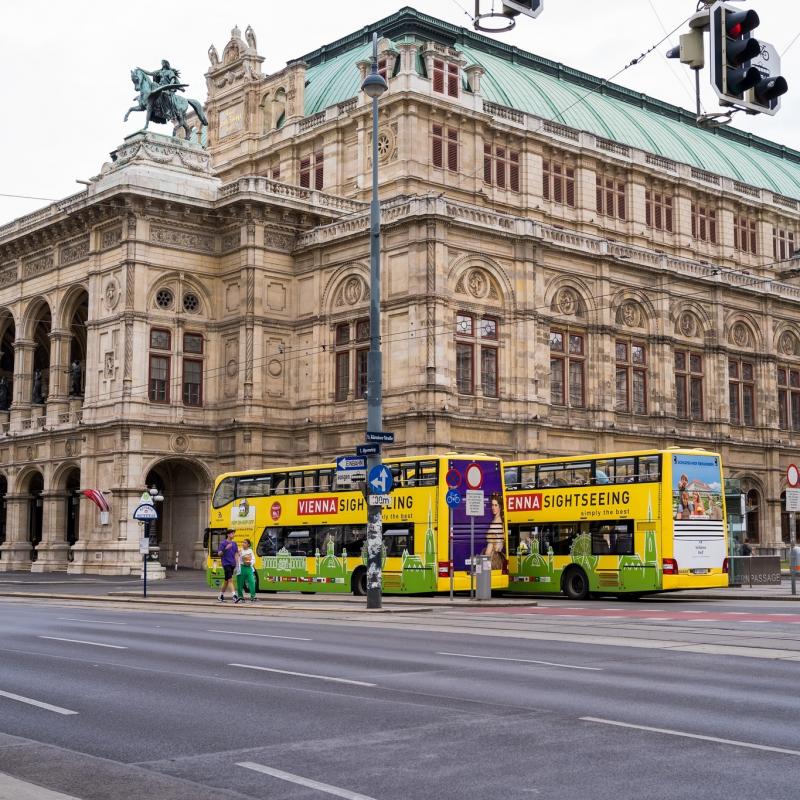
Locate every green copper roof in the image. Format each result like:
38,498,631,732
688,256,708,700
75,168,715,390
301,7,800,199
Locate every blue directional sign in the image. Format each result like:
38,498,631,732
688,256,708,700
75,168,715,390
336,456,366,472
366,431,395,443
368,464,393,495
445,489,462,509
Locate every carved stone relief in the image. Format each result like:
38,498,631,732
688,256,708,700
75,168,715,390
780,331,799,356
677,311,698,338
730,322,751,348
224,338,239,398
170,433,189,453
103,277,121,311
548,287,582,317
104,352,115,378
150,225,215,253
60,237,90,266
334,276,368,307
226,283,240,312
23,251,54,278
264,228,294,252
101,226,123,250
617,301,643,328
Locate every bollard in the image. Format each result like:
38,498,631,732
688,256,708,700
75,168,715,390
475,555,492,600
790,546,800,596
175,550,179,571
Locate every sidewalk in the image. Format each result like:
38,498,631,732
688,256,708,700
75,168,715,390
1,569,798,603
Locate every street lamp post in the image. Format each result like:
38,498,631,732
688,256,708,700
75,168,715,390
361,33,388,610
141,485,164,599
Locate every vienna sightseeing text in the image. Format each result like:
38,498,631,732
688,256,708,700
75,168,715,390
507,490,631,512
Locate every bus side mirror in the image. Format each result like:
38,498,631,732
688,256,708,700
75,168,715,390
202,530,210,548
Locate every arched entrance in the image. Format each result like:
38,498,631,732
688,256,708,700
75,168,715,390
26,472,44,561
0,311,14,412
31,307,52,406
145,459,211,569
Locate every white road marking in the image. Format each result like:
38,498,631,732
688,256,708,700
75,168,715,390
229,663,375,686
38,636,127,649
581,717,800,757
57,618,127,625
207,629,311,641
238,762,377,799
0,689,78,716
438,651,602,671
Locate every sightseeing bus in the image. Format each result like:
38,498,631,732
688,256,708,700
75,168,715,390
503,448,728,599
205,454,507,596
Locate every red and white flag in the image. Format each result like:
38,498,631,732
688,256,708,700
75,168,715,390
82,489,110,512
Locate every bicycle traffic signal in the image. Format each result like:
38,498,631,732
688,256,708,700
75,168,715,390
708,1,788,115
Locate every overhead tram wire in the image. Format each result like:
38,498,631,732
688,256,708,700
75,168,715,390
12,245,798,410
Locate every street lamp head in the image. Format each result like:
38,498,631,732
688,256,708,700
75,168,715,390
361,71,387,99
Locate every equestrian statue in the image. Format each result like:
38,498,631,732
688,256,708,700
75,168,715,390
124,59,208,140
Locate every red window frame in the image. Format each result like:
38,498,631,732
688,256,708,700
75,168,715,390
675,349,704,420
433,125,458,172
778,366,800,431
691,202,717,243
550,328,584,407
596,175,626,220
773,227,796,261
645,189,674,232
299,151,323,190
615,340,647,414
543,159,575,207
149,355,170,403
734,215,757,254
484,144,520,192
729,359,755,426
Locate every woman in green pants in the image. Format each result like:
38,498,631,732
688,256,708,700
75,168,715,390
235,538,257,603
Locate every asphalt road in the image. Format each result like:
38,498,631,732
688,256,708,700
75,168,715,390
1,596,799,800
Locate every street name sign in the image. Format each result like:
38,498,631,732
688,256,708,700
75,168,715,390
366,431,395,443
356,443,381,456
336,455,366,485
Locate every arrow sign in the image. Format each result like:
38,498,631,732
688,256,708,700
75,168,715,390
368,464,393,495
336,456,366,471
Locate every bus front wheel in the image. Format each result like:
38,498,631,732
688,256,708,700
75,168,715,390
563,567,590,601
351,567,367,597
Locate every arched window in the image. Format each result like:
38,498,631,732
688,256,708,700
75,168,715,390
745,488,760,544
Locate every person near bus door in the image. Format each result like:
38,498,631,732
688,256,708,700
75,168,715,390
217,530,239,603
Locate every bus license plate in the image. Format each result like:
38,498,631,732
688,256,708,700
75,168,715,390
691,568,708,575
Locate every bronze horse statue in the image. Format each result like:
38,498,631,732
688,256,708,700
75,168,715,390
124,68,208,140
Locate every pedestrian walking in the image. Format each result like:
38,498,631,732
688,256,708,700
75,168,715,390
237,538,258,603
217,529,239,602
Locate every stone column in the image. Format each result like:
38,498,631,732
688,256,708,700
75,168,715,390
0,494,32,570
47,330,71,424
10,340,34,429
30,491,70,572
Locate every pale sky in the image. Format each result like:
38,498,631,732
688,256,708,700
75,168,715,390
0,0,797,224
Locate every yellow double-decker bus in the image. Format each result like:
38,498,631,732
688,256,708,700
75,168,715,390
503,448,729,600
206,454,507,596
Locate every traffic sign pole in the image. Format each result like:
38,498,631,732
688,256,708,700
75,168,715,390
789,465,799,596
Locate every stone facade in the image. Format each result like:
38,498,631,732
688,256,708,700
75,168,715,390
0,13,799,574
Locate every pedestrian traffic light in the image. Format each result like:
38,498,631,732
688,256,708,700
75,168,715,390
708,1,788,115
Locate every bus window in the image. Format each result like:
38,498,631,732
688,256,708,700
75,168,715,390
537,464,562,487
615,458,636,483
212,477,236,508
383,525,413,556
237,476,271,498
567,462,591,486
272,473,287,495
509,524,535,554
342,525,367,556
302,471,318,492
504,467,520,491
552,523,580,555
594,460,612,484
520,465,536,489
401,463,418,487
207,528,229,555
288,472,303,492
285,530,312,556
591,521,633,555
256,528,279,556
315,526,342,554
318,469,334,491
418,461,438,486
638,455,660,483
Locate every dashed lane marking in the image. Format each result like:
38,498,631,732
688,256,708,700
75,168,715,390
229,663,375,687
238,762,377,800
438,651,602,671
0,689,78,715
38,636,127,649
208,629,311,641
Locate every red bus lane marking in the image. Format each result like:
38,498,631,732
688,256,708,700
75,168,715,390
461,606,800,624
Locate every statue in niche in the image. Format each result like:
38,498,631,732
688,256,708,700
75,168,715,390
0,377,9,411
245,25,257,50
70,360,82,397
32,369,44,404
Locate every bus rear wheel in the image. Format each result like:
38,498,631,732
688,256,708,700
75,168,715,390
351,567,367,597
563,567,590,601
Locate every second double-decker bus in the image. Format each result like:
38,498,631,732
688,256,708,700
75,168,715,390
205,454,507,596
503,448,728,599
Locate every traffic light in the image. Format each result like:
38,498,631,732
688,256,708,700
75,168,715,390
502,0,543,19
708,1,788,115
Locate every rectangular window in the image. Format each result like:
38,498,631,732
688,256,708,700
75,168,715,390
184,333,203,354
691,202,717,243
377,58,388,81
432,58,445,93
734,215,757,254
596,175,626,220
182,359,202,406
542,159,575,207
615,340,647,414
729,359,755,426
149,355,169,403
356,348,369,400
447,62,460,97
481,346,498,397
777,367,800,431
773,227,796,261
484,144,521,192
433,124,456,170
550,329,584,407
335,351,349,401
299,151,323,190
456,343,474,394
645,189,674,232
675,349,703,420
150,329,171,350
